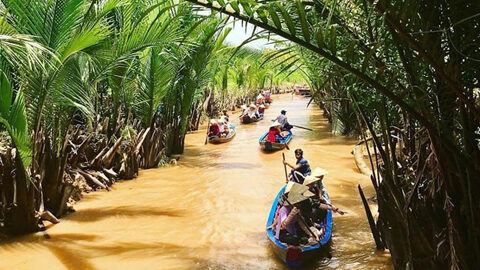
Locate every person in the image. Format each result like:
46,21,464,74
258,104,265,114
270,184,318,245
247,104,259,119
267,121,283,143
283,149,311,184
239,105,248,117
272,110,293,131
303,172,345,222
221,109,229,122
217,119,229,137
256,93,265,105
208,119,220,137
264,91,271,103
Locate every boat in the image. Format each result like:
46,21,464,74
266,185,333,267
208,124,236,143
240,114,264,124
258,130,293,151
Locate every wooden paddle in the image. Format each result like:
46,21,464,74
282,153,289,184
204,119,210,145
281,194,318,241
292,124,313,131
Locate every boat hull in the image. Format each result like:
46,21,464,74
266,186,333,266
208,124,236,144
258,130,292,151
240,114,264,124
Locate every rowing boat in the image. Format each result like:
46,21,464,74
208,124,236,144
266,185,333,267
258,130,292,151
240,114,264,124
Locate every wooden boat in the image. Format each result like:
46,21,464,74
240,114,264,124
266,185,333,267
258,130,292,151
208,124,236,144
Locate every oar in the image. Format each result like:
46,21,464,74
281,194,318,242
204,119,210,145
292,124,313,131
282,153,289,184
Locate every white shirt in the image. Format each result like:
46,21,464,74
218,124,225,133
247,110,257,118
274,114,288,127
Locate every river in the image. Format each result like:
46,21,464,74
0,94,392,270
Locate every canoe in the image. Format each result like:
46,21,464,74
240,114,264,124
266,185,333,267
258,130,292,151
208,124,236,144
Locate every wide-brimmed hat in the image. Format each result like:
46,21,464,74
249,104,257,109
210,119,217,124
240,104,247,110
259,104,265,108
312,167,328,178
303,175,321,186
283,182,314,205
270,120,281,128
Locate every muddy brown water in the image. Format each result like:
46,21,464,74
0,94,392,270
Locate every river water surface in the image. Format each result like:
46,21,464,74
0,94,392,270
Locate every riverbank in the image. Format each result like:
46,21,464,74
0,94,392,269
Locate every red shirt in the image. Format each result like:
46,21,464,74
209,125,220,136
267,128,280,142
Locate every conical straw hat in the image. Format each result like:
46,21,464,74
312,167,328,178
270,121,281,128
284,182,314,205
303,175,321,186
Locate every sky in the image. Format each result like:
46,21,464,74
223,20,274,49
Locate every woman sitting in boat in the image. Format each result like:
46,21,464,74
208,119,220,137
270,190,318,245
258,104,266,114
239,104,248,117
256,93,265,105
217,119,229,138
267,121,285,143
303,170,345,219
221,109,229,122
247,104,259,119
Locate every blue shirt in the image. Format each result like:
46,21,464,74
296,157,311,176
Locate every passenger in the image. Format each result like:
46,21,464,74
271,183,319,245
304,171,345,219
283,149,311,184
256,93,265,105
258,104,265,114
267,121,283,143
221,109,230,122
272,109,293,131
208,119,220,137
239,104,248,117
247,104,258,119
217,119,229,137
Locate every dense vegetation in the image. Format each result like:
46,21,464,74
0,0,301,238
184,0,480,269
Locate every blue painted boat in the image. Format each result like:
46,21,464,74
266,185,333,267
258,130,293,151
208,124,236,144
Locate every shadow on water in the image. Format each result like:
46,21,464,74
65,206,185,222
